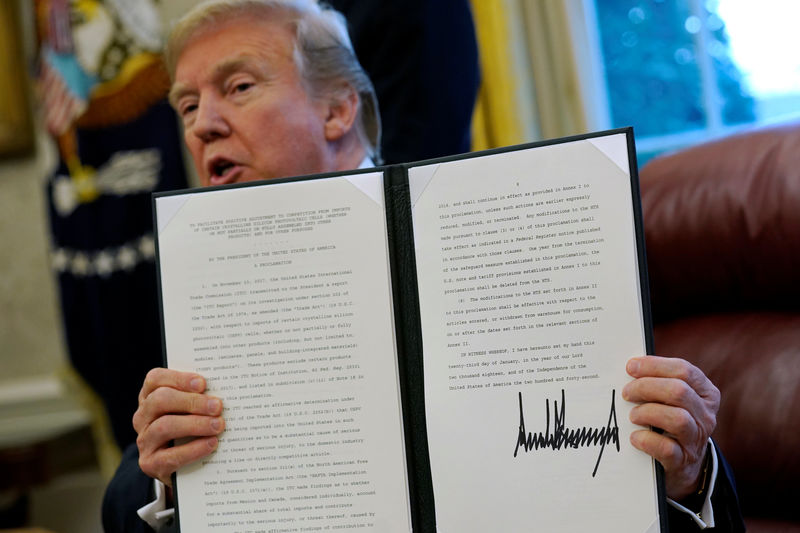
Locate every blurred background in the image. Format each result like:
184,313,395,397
3,0,800,532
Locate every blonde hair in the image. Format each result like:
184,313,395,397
165,0,381,162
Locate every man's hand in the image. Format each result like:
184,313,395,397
622,356,720,501
132,368,225,487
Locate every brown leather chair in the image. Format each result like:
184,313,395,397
640,122,800,532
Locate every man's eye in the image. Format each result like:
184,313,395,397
181,103,198,116
232,82,254,93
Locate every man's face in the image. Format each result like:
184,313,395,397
171,17,334,186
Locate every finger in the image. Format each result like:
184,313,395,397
629,403,700,447
622,377,716,439
139,368,206,404
626,357,718,400
622,376,703,411
630,428,684,471
133,388,223,433
137,414,225,456
139,436,219,487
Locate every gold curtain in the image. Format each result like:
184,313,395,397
469,0,588,150
469,0,531,150
521,0,588,138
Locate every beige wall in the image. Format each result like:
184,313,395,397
0,0,66,383
0,133,66,382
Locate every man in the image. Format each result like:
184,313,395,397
103,1,744,531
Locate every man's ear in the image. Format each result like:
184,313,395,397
323,85,359,142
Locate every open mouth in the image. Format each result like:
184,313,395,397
212,159,235,178
207,157,240,183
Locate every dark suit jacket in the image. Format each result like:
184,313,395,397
103,443,164,533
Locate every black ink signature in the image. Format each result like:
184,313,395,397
513,389,620,477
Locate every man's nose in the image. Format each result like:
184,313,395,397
191,96,231,142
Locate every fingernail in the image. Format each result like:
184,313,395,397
627,359,640,375
621,385,630,400
190,377,203,391
211,417,222,431
207,398,221,413
207,436,218,449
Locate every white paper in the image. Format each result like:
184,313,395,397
156,172,412,532
409,136,659,532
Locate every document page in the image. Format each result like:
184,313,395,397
155,173,411,532
409,135,661,532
